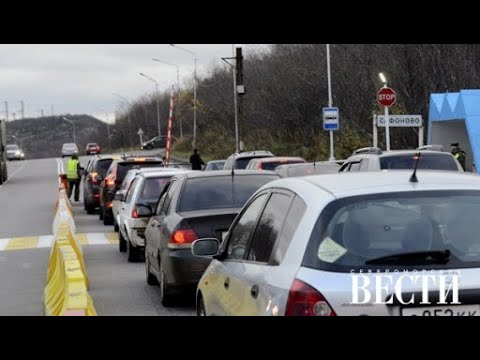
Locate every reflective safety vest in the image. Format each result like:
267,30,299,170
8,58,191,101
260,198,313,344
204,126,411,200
67,159,79,180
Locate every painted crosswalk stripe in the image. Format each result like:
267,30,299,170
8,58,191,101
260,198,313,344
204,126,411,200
86,233,111,245
0,238,10,251
105,232,119,244
37,235,54,248
6,236,39,250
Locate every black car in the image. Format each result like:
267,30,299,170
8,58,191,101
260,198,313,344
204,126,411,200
143,170,280,306
141,135,177,150
83,156,115,214
98,156,164,225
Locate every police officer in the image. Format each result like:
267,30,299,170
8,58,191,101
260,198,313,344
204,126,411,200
451,142,467,170
66,154,83,201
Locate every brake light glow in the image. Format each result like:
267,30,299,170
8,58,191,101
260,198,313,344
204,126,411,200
285,279,336,316
170,229,198,245
106,179,115,187
132,208,139,218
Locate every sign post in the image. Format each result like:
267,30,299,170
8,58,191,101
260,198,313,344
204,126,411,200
137,128,144,147
377,86,396,151
323,107,339,160
165,87,175,167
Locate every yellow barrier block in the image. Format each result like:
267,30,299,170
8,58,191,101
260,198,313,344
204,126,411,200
6,236,39,251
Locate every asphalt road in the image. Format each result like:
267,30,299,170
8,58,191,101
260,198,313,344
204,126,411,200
0,155,195,316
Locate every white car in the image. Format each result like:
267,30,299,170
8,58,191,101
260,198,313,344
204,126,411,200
61,143,79,157
116,168,189,262
192,170,480,316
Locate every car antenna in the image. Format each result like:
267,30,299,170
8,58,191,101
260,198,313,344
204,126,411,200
409,152,421,183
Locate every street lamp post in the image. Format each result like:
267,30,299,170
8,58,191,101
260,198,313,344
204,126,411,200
152,58,183,139
379,72,390,151
63,117,76,144
95,108,112,153
169,44,197,148
112,93,134,150
140,72,161,138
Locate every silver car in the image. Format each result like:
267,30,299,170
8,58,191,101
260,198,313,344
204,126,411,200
61,143,79,157
192,170,480,316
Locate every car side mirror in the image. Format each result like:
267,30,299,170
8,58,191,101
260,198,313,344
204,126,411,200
136,205,152,217
114,193,125,202
191,238,220,257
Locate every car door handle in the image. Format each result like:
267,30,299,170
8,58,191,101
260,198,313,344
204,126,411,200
224,277,230,290
250,284,259,299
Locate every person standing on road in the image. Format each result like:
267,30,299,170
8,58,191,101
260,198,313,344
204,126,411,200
190,149,205,170
66,154,83,201
451,142,467,170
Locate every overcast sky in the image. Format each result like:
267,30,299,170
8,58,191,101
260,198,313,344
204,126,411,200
0,44,269,123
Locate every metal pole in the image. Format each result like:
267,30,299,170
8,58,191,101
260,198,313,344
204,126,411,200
384,83,390,151
177,67,183,140
373,114,378,148
419,126,424,147
5,101,8,122
232,44,239,153
156,83,161,137
73,122,76,144
193,58,197,149
326,44,335,161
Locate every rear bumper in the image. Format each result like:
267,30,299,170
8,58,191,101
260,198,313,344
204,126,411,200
163,249,211,288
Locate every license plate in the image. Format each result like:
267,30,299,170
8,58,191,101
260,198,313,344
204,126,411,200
402,305,480,316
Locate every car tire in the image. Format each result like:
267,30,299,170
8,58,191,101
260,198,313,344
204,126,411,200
159,261,173,307
119,229,127,253
114,220,119,232
197,295,206,316
145,250,159,285
99,208,104,220
86,202,95,214
127,237,139,263
103,209,113,225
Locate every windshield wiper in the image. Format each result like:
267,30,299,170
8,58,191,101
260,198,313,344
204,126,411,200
365,250,451,265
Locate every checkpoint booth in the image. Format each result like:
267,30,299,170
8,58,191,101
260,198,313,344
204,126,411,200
428,90,480,173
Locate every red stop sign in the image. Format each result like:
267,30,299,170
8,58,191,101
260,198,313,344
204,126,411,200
377,87,396,107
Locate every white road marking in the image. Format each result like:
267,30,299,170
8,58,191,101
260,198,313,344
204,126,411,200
0,238,10,251
85,233,111,245
37,235,54,248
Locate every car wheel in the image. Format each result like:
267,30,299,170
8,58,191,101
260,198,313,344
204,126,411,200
127,237,139,262
197,295,206,316
99,207,104,220
86,202,95,214
118,229,127,253
159,261,173,307
145,250,159,285
114,220,119,232
103,209,113,225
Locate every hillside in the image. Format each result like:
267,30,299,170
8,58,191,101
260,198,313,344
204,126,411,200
5,115,110,159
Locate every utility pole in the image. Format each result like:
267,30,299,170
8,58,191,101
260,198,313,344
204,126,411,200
19,100,24,119
236,47,245,151
4,101,8,122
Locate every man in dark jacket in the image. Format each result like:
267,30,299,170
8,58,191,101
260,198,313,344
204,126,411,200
451,143,467,170
190,149,205,170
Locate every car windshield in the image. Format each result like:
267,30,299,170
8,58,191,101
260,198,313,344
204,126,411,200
137,177,171,205
6,145,19,151
379,153,459,171
302,190,480,272
178,174,279,211
206,161,225,170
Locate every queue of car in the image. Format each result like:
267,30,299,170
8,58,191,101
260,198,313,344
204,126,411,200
80,144,472,316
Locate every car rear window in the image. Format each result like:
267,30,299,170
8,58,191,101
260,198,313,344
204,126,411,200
178,174,279,211
117,162,164,183
379,153,459,171
261,160,305,171
6,145,18,151
282,164,340,177
138,177,171,205
302,190,480,272
95,159,113,177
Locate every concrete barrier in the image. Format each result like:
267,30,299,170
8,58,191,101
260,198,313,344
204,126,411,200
44,182,96,316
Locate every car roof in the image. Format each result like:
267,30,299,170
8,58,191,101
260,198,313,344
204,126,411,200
138,169,190,178
276,161,339,169
232,150,273,158
251,156,305,163
173,169,279,179
207,159,226,163
265,171,480,198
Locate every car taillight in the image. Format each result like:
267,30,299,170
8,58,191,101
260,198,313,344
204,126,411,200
285,279,336,316
132,208,139,218
106,179,115,187
90,172,98,184
169,228,198,248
